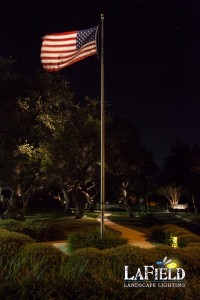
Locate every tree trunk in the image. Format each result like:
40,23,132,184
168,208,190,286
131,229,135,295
1,189,22,220
119,182,133,218
82,191,95,212
61,187,71,215
192,195,199,215
22,189,30,218
73,182,84,219
123,196,133,218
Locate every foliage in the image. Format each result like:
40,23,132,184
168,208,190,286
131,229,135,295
0,56,160,219
22,220,66,242
0,229,34,263
18,243,67,271
0,219,23,232
1,243,200,299
177,233,200,247
67,247,104,273
0,218,66,242
150,223,200,247
67,227,127,252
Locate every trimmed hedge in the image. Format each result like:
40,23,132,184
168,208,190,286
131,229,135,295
68,228,127,252
0,219,66,242
178,233,200,247
1,242,200,299
22,221,66,242
67,247,104,275
18,243,67,271
150,224,200,247
0,219,23,232
0,229,34,263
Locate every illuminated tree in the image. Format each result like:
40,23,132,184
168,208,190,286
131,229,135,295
14,72,101,219
159,184,182,206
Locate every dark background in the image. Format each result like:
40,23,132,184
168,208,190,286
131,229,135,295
1,0,200,166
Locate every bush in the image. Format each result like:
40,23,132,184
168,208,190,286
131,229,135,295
150,224,200,247
187,242,200,248
1,242,200,299
17,243,67,271
0,219,66,242
22,219,67,242
177,233,200,247
67,247,104,275
68,228,127,252
0,229,34,263
0,219,23,232
150,224,175,244
176,246,200,273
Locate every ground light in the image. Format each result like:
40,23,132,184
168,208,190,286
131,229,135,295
171,236,178,248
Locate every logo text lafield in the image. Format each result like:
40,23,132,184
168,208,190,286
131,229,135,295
124,265,185,281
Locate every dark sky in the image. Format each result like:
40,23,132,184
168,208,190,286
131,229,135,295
1,0,200,166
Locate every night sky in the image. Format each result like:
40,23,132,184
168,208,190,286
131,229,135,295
1,0,200,166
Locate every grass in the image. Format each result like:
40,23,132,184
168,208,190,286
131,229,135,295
25,210,99,236
175,212,200,224
106,211,159,236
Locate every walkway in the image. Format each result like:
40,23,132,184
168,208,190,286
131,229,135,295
44,214,159,252
97,214,157,248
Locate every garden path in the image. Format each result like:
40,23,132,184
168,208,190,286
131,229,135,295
44,214,161,252
98,214,157,248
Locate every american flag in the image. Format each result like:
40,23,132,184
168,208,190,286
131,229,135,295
41,27,97,72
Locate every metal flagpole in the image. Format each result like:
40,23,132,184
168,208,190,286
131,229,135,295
100,14,105,238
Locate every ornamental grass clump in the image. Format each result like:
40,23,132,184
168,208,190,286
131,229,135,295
0,219,23,233
0,229,34,263
18,243,68,271
68,227,127,252
0,218,66,242
22,220,66,242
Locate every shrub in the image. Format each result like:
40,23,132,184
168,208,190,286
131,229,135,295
150,224,175,244
24,220,66,242
1,242,200,299
0,219,66,242
0,229,34,263
176,246,200,273
67,247,104,275
68,228,127,252
0,219,23,232
187,242,200,248
17,243,67,271
150,224,200,248
177,233,200,247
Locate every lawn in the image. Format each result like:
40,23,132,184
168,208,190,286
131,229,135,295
24,209,174,239
106,210,159,234
25,209,100,237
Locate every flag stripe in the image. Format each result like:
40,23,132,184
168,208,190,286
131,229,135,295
42,46,96,71
41,42,95,58
40,27,97,71
42,47,96,66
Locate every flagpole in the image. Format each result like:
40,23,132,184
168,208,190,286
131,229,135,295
100,13,105,238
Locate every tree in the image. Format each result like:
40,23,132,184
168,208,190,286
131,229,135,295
0,57,34,218
187,144,200,214
160,140,190,186
106,117,159,217
13,72,101,219
159,141,200,213
159,184,182,206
